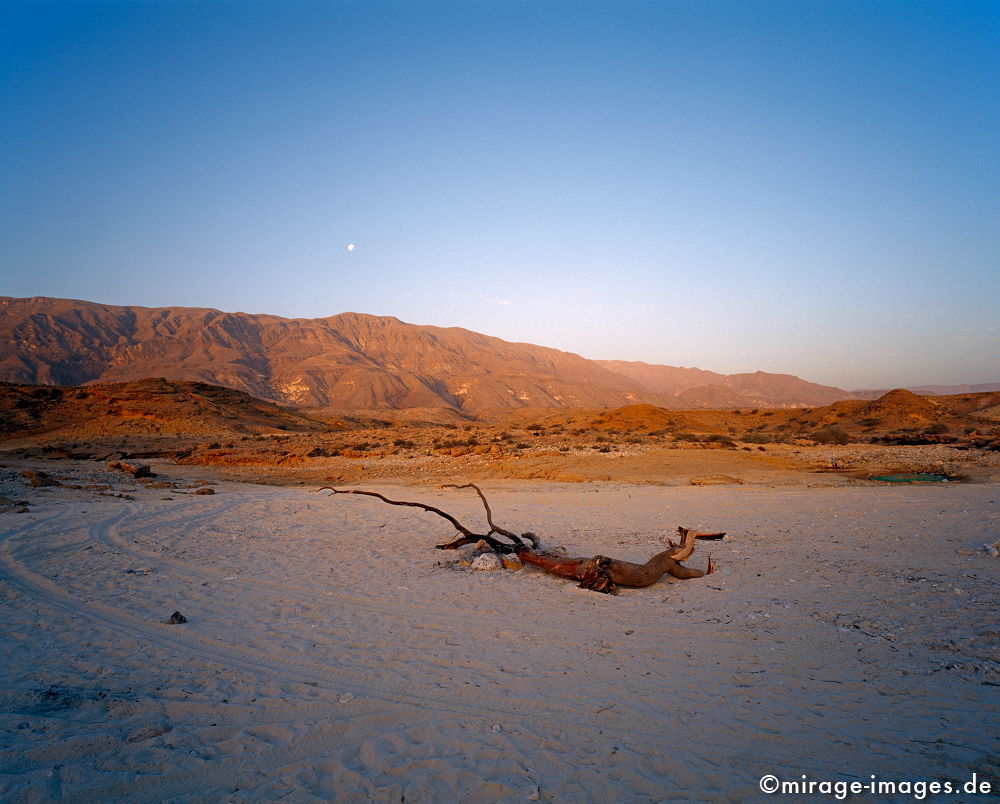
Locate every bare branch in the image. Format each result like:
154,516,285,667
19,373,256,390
439,483,525,546
319,486,477,537
318,485,723,594
666,527,726,562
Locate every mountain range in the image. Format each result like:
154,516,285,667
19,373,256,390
851,383,1000,399
2,296,861,417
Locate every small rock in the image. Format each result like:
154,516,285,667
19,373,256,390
474,539,491,552
492,723,502,732
20,470,61,488
0,495,30,513
982,544,999,559
107,461,153,478
194,487,215,495
528,785,540,800
339,693,355,703
471,553,503,571
165,611,187,624
689,474,742,486
125,724,172,743
501,554,523,571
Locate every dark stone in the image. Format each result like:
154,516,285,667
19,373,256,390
165,611,187,624
107,461,153,478
20,470,61,487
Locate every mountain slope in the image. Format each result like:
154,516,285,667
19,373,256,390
594,360,726,395
1,297,671,415
1,296,859,414
597,361,851,408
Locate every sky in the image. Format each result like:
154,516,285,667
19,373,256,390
1,0,998,390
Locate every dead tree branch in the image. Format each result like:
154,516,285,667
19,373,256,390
319,484,724,595
318,485,516,552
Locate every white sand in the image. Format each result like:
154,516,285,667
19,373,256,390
1,467,998,802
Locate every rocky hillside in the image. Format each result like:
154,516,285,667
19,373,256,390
597,361,850,408
0,378,331,438
498,389,1000,448
2,296,852,415
785,388,999,436
852,383,1000,399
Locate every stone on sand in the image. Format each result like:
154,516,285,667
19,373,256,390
471,553,503,571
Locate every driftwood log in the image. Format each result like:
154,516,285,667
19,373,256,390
320,484,724,595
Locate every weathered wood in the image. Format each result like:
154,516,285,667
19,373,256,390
320,484,723,594
515,527,721,594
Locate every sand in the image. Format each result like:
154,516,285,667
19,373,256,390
0,462,998,802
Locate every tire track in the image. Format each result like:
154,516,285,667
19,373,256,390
81,495,613,640
0,525,709,756
0,490,790,803
0,488,882,802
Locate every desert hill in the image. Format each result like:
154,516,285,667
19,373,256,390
4,296,850,415
852,383,1000,399
596,362,848,408
0,378,333,438
781,388,997,437
2,382,996,485
498,389,1000,446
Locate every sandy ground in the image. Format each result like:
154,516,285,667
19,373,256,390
0,462,998,802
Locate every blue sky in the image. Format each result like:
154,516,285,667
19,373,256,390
1,1,997,390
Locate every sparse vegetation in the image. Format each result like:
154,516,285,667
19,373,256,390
741,431,792,444
704,434,737,448
2,378,996,486
811,427,850,445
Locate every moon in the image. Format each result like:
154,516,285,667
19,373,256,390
346,243,355,252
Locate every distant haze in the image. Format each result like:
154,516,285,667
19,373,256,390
1,2,997,389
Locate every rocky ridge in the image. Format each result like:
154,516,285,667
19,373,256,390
2,296,853,415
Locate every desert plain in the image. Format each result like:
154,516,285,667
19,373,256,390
1,385,999,802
